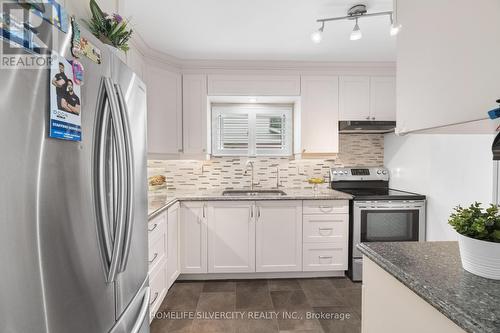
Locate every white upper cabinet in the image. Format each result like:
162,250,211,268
146,64,182,158
300,76,340,154
182,74,208,156
369,76,396,121
255,201,302,272
396,0,500,134
207,201,255,273
207,75,301,96
339,76,370,121
339,76,396,122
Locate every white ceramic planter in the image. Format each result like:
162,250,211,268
457,233,500,280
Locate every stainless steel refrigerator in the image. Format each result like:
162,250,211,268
0,15,150,333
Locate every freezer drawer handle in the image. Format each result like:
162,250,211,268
115,83,135,273
131,287,151,333
149,253,158,264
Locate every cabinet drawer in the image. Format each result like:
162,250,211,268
303,214,347,243
303,243,347,271
149,263,167,320
303,200,348,214
148,212,166,246
148,234,166,273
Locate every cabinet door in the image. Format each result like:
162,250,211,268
370,77,396,121
166,204,180,289
300,76,339,154
255,201,302,272
146,65,182,157
339,76,370,121
182,74,207,156
180,202,208,273
207,201,255,273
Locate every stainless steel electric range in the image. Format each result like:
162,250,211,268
330,167,426,281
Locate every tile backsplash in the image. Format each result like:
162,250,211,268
148,134,384,190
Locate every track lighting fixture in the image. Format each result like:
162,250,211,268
311,2,402,43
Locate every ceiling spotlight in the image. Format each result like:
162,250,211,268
311,22,325,44
389,13,402,36
350,18,362,41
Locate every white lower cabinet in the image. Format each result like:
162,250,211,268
302,200,349,272
180,202,208,273
255,201,302,272
147,212,168,321
303,243,347,271
166,203,180,289
149,258,167,321
207,201,255,273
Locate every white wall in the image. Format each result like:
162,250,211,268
384,133,495,241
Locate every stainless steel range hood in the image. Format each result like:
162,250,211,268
339,121,396,134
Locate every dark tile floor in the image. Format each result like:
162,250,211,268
150,277,361,333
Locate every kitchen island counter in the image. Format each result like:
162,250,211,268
358,241,500,333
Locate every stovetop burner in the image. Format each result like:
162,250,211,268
330,167,426,201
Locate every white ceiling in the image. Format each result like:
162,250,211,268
123,0,396,62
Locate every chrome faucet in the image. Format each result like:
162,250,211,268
244,160,258,190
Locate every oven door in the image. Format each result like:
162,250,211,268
352,200,426,258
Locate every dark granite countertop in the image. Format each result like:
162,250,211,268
357,242,500,333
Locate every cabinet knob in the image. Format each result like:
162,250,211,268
366,116,370,120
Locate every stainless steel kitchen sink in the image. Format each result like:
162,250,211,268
222,189,287,196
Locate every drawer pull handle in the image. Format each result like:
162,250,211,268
148,223,158,232
319,255,333,259
150,292,159,305
149,253,158,263
319,206,333,212
319,227,333,231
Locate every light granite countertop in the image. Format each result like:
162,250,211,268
358,241,500,333
148,188,353,220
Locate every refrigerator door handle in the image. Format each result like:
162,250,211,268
103,77,128,283
131,287,150,333
115,83,135,273
95,78,114,266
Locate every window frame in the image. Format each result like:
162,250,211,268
211,104,293,157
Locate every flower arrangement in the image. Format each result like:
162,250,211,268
448,202,500,243
86,0,133,52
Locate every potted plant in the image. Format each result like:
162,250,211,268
86,0,133,52
448,202,500,279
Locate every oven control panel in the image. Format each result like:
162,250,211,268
330,167,389,181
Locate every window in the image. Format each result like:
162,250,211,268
212,104,293,156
